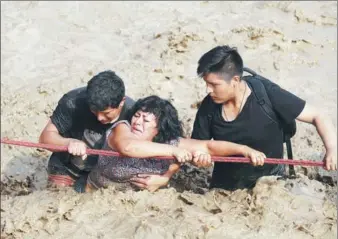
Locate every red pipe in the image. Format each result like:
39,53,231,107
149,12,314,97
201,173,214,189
0,138,325,167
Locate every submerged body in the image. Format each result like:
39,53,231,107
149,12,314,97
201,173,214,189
88,121,177,190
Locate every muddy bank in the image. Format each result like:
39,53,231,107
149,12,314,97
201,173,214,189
1,175,336,239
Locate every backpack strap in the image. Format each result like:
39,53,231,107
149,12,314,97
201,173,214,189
285,136,295,176
206,96,217,135
244,76,279,125
243,67,295,176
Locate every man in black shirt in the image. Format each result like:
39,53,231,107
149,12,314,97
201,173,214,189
39,70,135,187
191,45,337,190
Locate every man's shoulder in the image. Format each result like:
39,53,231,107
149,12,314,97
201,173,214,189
62,87,86,100
198,94,217,112
247,75,280,92
117,95,135,121
58,87,88,110
124,95,135,109
191,95,215,140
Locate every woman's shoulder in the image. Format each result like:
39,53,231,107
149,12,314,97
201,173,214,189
105,120,131,139
112,120,131,129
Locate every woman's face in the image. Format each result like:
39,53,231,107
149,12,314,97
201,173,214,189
130,110,159,140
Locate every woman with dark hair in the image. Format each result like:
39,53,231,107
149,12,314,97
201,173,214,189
84,95,266,192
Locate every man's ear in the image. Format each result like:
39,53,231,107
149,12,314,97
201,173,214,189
233,75,241,82
119,97,126,108
230,75,241,88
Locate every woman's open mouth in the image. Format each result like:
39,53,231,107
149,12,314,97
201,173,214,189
132,127,142,133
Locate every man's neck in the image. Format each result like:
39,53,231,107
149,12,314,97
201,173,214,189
224,81,248,108
109,115,120,124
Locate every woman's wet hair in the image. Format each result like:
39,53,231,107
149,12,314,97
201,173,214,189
128,95,183,143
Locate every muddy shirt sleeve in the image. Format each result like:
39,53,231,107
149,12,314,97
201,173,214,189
263,79,306,123
50,94,77,135
191,95,213,140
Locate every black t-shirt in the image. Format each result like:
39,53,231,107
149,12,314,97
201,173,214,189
191,79,306,190
50,87,135,171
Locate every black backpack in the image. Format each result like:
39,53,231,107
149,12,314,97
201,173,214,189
207,67,297,175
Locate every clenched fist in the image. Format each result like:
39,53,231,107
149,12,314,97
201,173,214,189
172,148,192,163
242,146,266,166
68,139,87,160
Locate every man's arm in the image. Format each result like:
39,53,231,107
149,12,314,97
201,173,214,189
189,94,266,166
39,94,88,158
39,119,72,147
263,80,336,170
39,120,88,158
179,138,266,166
296,104,337,170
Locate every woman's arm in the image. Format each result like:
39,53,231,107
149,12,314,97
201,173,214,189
110,123,192,162
129,163,180,192
162,163,180,178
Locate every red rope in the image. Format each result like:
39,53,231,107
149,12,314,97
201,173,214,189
0,138,325,167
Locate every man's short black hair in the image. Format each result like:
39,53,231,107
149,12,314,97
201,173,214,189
86,70,125,112
128,95,183,144
197,45,244,79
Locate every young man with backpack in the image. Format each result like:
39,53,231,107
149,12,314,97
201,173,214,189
191,45,337,190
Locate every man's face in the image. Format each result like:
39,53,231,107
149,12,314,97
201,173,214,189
92,107,121,124
91,99,125,124
203,73,235,104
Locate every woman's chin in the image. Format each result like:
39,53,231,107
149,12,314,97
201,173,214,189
131,130,142,137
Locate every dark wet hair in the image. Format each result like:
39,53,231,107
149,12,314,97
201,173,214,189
128,95,183,143
86,70,125,112
197,45,243,80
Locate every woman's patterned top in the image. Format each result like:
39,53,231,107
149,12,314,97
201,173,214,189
87,120,179,189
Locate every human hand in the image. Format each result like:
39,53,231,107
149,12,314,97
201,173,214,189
68,139,87,160
242,146,266,166
323,148,337,170
129,174,170,192
172,148,192,163
192,151,212,168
